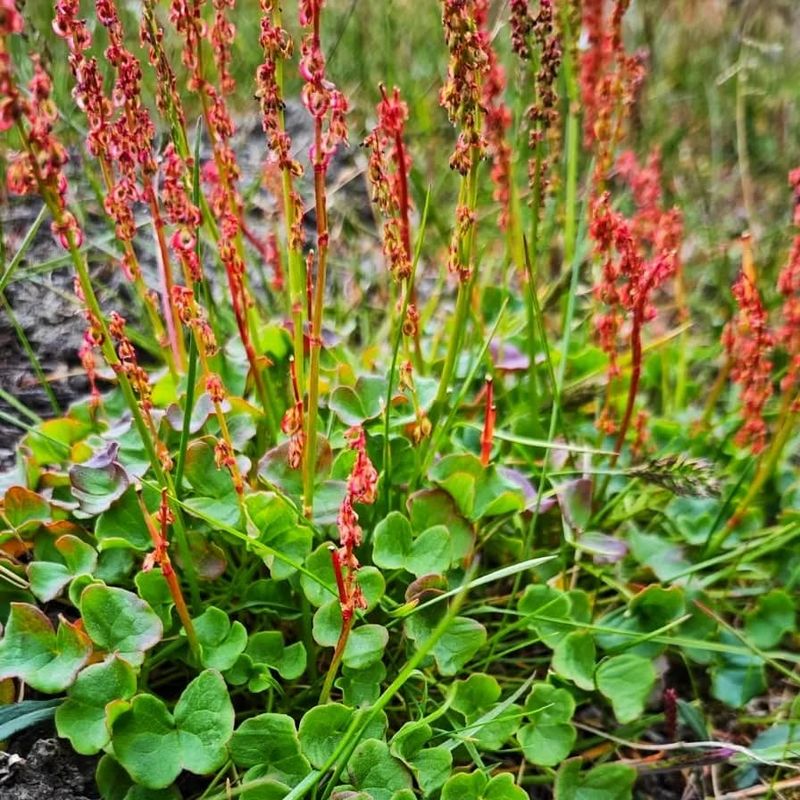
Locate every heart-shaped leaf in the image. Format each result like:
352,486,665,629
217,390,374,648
56,655,137,754
112,670,234,789
0,603,91,692
80,585,163,666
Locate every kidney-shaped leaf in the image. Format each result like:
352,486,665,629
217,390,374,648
0,603,91,692
80,585,163,667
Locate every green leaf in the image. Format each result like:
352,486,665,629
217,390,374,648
230,713,310,786
347,739,413,800
343,625,388,670
298,703,354,768
408,488,473,560
453,674,501,718
4,486,50,532
441,770,487,800
518,584,572,648
313,600,343,648
710,632,767,708
338,662,386,706
451,673,520,750
407,526,453,577
553,631,596,690
744,590,796,649
111,694,181,789
0,603,91,692
70,444,131,515
372,512,413,570
112,670,234,789
554,760,636,800
405,612,486,675
80,585,163,667
518,683,577,766
184,438,235,498
28,534,98,602
96,487,156,551
407,746,452,794
245,492,312,580
595,654,655,723
56,656,137,754
175,670,235,774
330,376,387,425
483,774,527,800
193,607,248,671
300,544,337,607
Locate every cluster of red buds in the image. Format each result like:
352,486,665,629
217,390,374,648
0,0,22,131
211,0,236,96
74,278,104,409
722,247,774,455
510,0,533,59
169,0,203,83
590,149,682,435
776,169,800,407
257,0,303,179
108,312,153,413
526,1,562,200
298,0,349,172
448,204,476,281
333,427,378,622
364,85,413,281
140,0,185,131
162,145,203,283
478,7,513,231
440,0,491,175
281,357,305,469
171,285,218,356
580,0,645,176
4,49,81,250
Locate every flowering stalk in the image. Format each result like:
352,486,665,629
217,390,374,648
169,0,275,428
257,0,306,393
53,0,184,374
138,490,199,658
320,426,378,702
724,176,800,533
429,0,492,433
364,84,422,372
5,11,200,610
299,0,349,518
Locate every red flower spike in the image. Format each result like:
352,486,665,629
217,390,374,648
722,236,774,454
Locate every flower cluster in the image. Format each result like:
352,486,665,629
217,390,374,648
281,357,305,470
298,0,349,172
74,278,104,410
776,169,800,407
479,12,513,231
4,51,81,250
364,85,412,280
510,0,533,59
440,0,491,175
171,285,218,357
256,1,303,179
334,427,378,621
526,0,562,200
0,0,22,131
140,0,185,131
162,144,202,283
580,0,645,175
722,258,774,454
211,0,236,96
590,149,682,434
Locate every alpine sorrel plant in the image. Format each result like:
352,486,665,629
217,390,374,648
2,1,800,798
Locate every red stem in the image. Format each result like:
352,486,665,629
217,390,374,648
480,375,495,466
